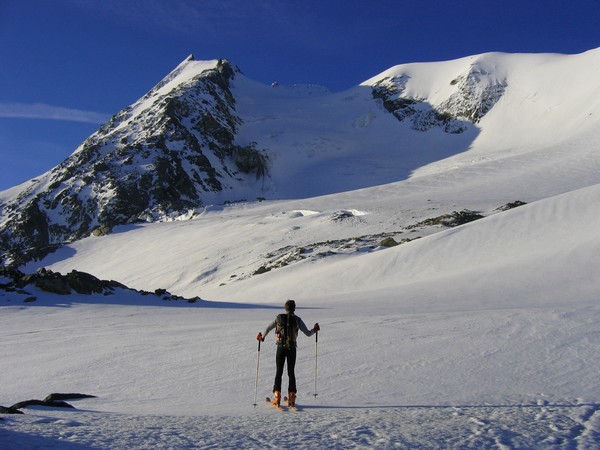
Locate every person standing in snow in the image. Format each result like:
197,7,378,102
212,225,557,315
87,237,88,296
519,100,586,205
257,299,319,408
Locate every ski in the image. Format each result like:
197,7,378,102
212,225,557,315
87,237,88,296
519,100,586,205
283,396,301,412
265,397,285,411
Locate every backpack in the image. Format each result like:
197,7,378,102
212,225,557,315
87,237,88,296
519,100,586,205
276,313,297,349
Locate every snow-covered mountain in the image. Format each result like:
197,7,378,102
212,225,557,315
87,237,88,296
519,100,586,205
5,48,600,268
8,46,600,301
0,56,269,266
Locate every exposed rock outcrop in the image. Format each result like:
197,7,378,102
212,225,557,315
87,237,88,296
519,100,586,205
0,266,201,303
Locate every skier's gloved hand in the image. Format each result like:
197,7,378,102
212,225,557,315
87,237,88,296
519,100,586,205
312,323,320,332
256,332,264,342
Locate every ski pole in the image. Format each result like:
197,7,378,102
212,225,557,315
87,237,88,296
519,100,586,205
253,335,262,408
313,330,318,398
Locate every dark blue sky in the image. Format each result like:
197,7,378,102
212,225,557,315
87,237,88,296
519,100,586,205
1,0,600,190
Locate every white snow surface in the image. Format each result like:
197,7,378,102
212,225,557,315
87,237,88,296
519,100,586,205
3,49,600,448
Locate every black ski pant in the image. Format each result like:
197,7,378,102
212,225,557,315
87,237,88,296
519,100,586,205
273,345,297,394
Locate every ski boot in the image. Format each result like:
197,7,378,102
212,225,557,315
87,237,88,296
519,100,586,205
288,392,296,408
271,390,281,408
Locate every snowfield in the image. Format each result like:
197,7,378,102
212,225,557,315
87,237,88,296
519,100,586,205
2,293,600,449
3,49,600,448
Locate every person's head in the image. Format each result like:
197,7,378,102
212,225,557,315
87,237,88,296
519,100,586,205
284,299,296,313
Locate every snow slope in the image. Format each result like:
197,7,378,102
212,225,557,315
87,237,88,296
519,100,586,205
3,49,600,448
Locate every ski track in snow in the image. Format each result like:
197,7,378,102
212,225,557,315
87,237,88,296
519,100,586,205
2,405,600,449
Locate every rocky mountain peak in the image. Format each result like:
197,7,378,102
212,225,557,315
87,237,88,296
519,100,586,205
0,57,266,266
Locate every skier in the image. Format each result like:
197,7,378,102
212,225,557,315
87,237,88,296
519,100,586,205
257,299,319,408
